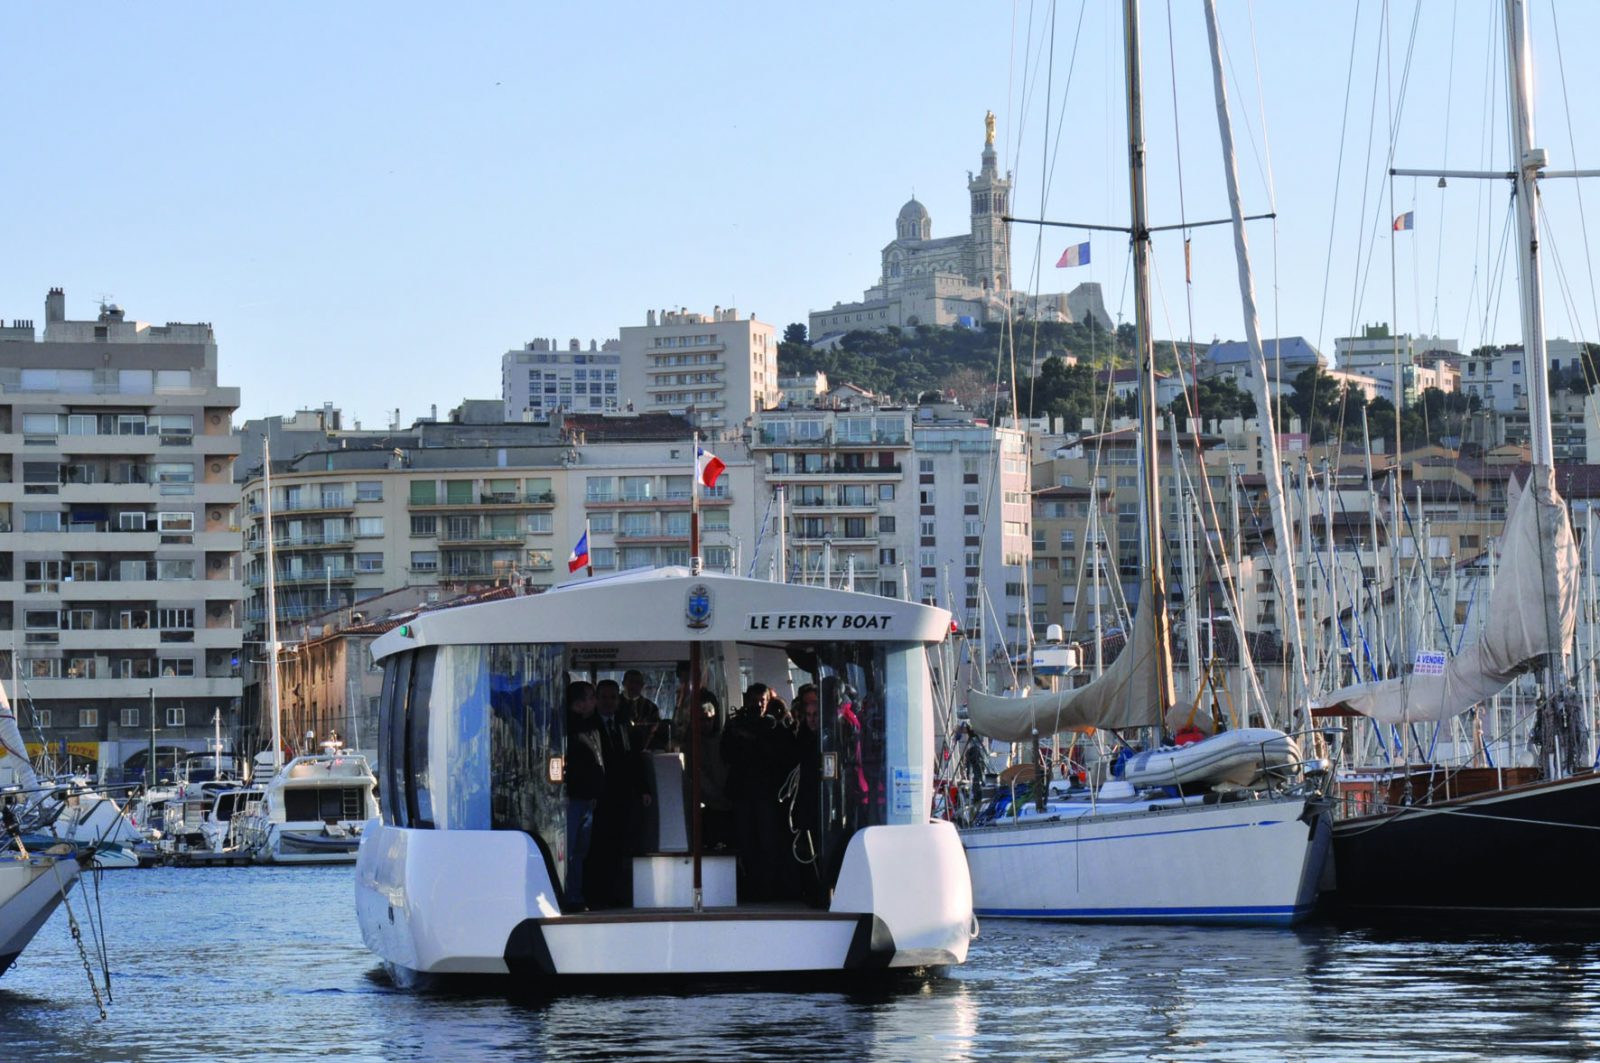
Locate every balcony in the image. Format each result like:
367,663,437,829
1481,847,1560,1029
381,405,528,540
437,531,526,547
247,569,356,588
768,462,902,479
269,532,356,551
408,491,555,511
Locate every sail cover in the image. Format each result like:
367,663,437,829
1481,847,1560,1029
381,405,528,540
1312,464,1578,725
1,682,41,792
967,595,1164,741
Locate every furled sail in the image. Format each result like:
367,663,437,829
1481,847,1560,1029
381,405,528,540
967,596,1163,741
1,682,42,793
1312,464,1578,725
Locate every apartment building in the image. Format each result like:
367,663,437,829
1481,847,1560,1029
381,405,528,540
0,289,243,780
618,307,779,432
750,406,913,597
502,337,623,422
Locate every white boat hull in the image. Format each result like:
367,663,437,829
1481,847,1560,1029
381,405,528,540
961,795,1329,925
355,820,974,979
252,824,364,864
0,855,81,977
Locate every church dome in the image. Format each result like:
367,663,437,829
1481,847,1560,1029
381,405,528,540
898,198,930,224
897,198,932,241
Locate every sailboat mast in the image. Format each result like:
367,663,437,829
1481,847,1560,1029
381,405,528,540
1505,0,1553,468
1504,0,1569,776
1123,0,1175,719
1202,0,1310,719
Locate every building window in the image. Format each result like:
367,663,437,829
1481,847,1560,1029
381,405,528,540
410,551,438,572
878,484,895,501
356,553,384,573
79,709,99,728
159,658,196,677
879,516,896,534
34,709,52,728
356,517,384,537
409,480,437,505
356,481,383,502
410,515,437,537
156,559,194,580
166,707,186,727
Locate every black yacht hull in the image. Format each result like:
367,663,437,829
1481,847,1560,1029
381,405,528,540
1328,770,1600,917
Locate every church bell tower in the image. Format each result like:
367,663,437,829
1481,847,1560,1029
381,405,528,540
968,110,1012,293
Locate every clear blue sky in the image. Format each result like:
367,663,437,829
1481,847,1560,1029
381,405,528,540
4,2,1598,425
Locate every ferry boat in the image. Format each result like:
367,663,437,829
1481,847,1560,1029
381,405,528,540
354,567,973,983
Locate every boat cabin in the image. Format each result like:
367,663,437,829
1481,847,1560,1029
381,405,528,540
370,569,950,911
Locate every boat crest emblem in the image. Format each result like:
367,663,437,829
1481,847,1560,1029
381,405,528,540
685,583,712,629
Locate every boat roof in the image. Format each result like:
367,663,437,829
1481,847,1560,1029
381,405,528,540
371,568,953,661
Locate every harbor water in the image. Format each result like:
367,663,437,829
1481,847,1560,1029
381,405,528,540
3,867,1598,1061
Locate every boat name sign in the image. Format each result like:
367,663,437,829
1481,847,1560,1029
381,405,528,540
747,611,896,633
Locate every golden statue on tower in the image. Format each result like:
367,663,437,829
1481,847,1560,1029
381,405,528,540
985,110,996,146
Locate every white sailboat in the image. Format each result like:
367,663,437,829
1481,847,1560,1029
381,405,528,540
1,683,82,976
959,0,1334,926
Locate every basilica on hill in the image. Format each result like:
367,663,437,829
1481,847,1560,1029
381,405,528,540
808,113,1111,346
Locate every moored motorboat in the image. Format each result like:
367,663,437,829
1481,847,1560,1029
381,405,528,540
234,750,378,864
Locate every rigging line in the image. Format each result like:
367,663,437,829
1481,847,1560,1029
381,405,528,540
1344,2,1388,342
1244,0,1278,212
1316,0,1366,356
1430,0,1462,339
1214,9,1270,206
1546,0,1600,347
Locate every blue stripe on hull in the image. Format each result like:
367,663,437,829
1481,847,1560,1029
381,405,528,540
963,818,1285,851
975,903,1311,926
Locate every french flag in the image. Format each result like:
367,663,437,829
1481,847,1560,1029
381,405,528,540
1393,211,1415,231
567,531,590,573
1055,241,1090,268
696,446,726,489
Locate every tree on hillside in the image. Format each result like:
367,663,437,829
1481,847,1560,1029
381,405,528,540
1168,375,1255,423
782,322,808,346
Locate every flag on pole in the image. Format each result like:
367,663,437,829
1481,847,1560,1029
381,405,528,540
696,446,726,489
1055,241,1091,268
1393,211,1415,231
567,530,590,573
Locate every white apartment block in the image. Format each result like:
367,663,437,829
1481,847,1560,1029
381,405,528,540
502,337,623,422
910,411,1031,649
618,307,779,433
751,407,915,598
1460,338,1586,413
1333,325,1460,404
0,289,243,782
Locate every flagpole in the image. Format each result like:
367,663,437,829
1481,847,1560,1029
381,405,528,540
688,429,704,912
690,431,702,576
584,517,593,578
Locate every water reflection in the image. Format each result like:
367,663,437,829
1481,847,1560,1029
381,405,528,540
3,868,1597,1061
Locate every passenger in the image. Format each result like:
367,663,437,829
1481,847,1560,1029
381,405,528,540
562,681,602,912
960,723,990,806
822,676,870,826
721,683,798,900
789,683,826,905
590,679,648,907
687,689,733,849
622,668,667,752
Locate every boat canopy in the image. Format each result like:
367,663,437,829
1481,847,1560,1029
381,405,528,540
371,568,953,660
1312,465,1579,725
